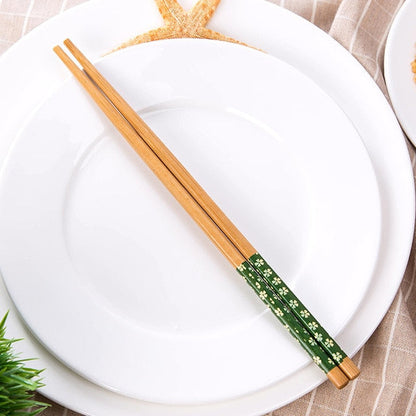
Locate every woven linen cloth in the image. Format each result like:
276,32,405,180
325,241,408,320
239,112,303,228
1,0,415,415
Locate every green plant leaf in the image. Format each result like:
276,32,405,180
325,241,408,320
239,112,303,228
0,312,49,415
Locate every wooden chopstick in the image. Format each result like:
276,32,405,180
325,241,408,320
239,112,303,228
62,39,360,382
64,39,360,381
62,39,256,259
53,45,244,268
54,42,352,388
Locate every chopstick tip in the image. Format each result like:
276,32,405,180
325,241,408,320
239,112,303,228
339,357,360,380
327,367,349,389
53,45,64,55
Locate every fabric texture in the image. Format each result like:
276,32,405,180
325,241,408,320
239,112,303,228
0,0,415,415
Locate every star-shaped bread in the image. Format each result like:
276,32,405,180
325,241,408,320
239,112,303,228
114,0,250,51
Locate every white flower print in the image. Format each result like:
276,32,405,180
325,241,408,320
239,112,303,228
259,290,267,300
327,357,335,365
314,332,323,342
289,299,299,309
300,309,310,318
278,287,289,296
325,338,334,347
308,337,317,346
274,308,284,317
254,258,265,267
332,352,342,363
237,264,246,272
255,281,261,289
313,356,322,365
308,321,319,331
263,268,273,277
272,276,281,285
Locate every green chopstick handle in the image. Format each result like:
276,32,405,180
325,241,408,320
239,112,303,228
248,253,347,365
236,261,336,375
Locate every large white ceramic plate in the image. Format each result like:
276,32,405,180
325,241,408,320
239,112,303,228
385,0,416,146
0,0,413,414
0,39,380,403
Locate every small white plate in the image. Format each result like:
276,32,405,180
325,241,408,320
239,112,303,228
0,39,380,403
385,0,416,145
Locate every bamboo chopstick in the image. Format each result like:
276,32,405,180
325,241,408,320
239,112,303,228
53,41,354,388
62,39,360,381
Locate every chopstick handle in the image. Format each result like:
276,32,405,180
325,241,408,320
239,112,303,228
237,261,348,389
249,253,360,380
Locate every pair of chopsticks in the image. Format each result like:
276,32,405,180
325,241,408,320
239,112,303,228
54,39,360,389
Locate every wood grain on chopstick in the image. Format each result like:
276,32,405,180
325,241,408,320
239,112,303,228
54,41,353,388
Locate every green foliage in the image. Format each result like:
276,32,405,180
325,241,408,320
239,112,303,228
0,312,49,416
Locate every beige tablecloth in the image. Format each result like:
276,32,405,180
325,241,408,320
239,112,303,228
1,0,415,415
